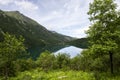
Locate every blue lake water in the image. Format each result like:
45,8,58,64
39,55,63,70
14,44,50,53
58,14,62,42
54,46,83,58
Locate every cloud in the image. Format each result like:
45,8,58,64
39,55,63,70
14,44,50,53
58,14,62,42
0,0,38,11
115,0,120,10
14,0,38,11
35,0,92,38
0,0,14,5
57,24,90,38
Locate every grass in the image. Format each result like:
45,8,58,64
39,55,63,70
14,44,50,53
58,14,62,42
4,68,120,80
10,68,95,80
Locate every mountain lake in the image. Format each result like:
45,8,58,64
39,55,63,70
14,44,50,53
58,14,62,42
55,46,83,58
28,45,83,59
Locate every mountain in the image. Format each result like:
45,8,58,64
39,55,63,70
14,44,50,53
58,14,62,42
0,10,73,47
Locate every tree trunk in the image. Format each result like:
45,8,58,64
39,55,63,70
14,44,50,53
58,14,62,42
109,51,113,74
4,66,8,80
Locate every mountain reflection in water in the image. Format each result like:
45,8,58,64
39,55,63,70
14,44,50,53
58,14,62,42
28,45,83,59
55,46,83,58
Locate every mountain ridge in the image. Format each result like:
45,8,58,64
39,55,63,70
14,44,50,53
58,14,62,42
0,10,73,48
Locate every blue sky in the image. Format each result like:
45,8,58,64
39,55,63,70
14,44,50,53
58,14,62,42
0,0,120,38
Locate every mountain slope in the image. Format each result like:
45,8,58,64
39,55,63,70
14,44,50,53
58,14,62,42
0,10,73,47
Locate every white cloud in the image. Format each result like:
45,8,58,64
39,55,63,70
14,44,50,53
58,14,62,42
0,0,38,11
14,0,38,11
72,26,89,38
36,0,92,38
115,0,120,10
62,25,89,38
0,0,14,5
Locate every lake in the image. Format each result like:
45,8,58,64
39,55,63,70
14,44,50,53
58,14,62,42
54,46,83,58
28,45,83,59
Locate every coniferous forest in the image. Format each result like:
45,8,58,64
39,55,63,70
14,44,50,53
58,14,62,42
0,0,120,80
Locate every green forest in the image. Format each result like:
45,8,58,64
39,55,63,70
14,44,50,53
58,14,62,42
0,0,120,80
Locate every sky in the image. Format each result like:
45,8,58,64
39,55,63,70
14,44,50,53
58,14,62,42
0,0,120,38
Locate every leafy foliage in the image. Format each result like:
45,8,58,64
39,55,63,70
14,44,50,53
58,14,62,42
36,51,56,71
87,0,120,74
0,33,27,79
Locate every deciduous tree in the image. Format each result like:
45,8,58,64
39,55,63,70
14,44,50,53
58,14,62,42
87,0,120,74
0,33,26,79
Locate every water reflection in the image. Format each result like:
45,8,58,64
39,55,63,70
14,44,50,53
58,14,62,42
54,46,83,58
28,45,66,59
28,45,83,59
